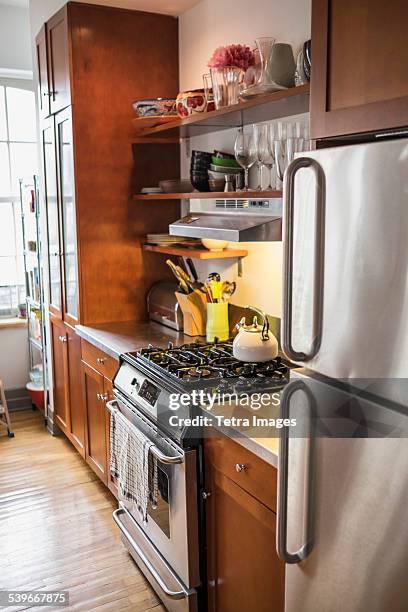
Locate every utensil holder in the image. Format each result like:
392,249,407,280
176,291,207,336
206,302,229,342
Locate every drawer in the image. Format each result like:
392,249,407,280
81,339,118,380
204,435,277,512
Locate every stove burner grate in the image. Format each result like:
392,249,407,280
133,341,289,387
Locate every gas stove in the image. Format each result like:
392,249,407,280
130,341,289,389
112,341,290,444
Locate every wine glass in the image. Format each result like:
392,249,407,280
273,122,287,185
258,124,275,191
234,127,257,191
253,124,264,190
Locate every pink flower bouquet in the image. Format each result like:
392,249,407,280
208,44,255,71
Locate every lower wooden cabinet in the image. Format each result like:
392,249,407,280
66,325,85,456
81,361,109,484
204,436,285,612
50,316,85,456
50,316,70,434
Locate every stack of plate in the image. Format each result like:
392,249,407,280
146,234,200,246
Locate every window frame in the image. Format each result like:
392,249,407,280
0,77,37,318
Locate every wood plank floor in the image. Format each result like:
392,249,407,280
0,410,164,612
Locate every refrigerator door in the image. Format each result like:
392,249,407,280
282,138,408,384
278,372,408,612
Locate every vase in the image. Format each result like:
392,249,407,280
267,43,296,88
210,66,243,109
240,37,287,100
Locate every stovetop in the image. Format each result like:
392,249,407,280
126,341,289,391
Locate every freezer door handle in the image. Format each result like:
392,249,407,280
277,379,315,564
282,156,326,362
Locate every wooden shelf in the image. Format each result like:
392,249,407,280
133,190,282,201
143,244,248,259
132,85,309,139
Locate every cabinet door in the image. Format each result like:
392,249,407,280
66,326,85,457
104,377,118,498
205,450,285,612
82,361,108,484
46,5,70,114
36,25,50,119
42,118,63,318
50,316,69,433
311,0,408,139
56,108,79,325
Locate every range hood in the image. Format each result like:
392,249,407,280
169,197,283,242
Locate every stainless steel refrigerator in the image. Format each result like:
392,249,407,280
278,137,408,612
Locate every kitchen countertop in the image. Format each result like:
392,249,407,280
75,319,279,467
75,320,193,360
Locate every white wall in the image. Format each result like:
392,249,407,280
179,0,311,316
0,4,32,73
0,327,29,389
179,0,311,91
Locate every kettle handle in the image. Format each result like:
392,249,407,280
244,305,270,340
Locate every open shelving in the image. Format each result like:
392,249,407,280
132,84,310,139
143,244,248,260
133,190,282,201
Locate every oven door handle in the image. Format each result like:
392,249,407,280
113,506,188,600
107,400,183,465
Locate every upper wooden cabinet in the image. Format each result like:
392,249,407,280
310,0,408,139
36,25,50,119
36,3,180,326
47,5,71,114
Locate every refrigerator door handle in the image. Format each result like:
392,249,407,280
282,157,326,362
277,379,315,564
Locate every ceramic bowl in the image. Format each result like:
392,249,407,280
176,90,207,118
159,179,194,193
132,98,176,117
201,238,229,252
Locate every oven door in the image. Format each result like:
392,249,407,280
107,396,200,596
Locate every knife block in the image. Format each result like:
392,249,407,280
175,290,207,336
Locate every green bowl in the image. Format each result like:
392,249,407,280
211,155,240,168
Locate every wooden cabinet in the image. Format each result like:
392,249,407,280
36,25,50,119
82,362,108,484
80,339,118,491
36,3,179,327
311,0,408,139
55,107,78,326
50,316,69,433
41,117,63,319
46,5,70,114
50,317,85,456
66,326,85,456
204,436,285,612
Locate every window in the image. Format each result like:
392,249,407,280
0,82,38,317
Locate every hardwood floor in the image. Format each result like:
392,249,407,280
0,410,164,612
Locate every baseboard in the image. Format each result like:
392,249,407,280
5,387,32,411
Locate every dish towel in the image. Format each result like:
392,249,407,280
110,408,158,522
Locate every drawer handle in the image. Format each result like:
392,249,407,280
235,463,246,473
96,357,106,364
58,335,67,343
97,393,108,402
202,491,212,500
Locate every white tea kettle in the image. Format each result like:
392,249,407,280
233,306,279,363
